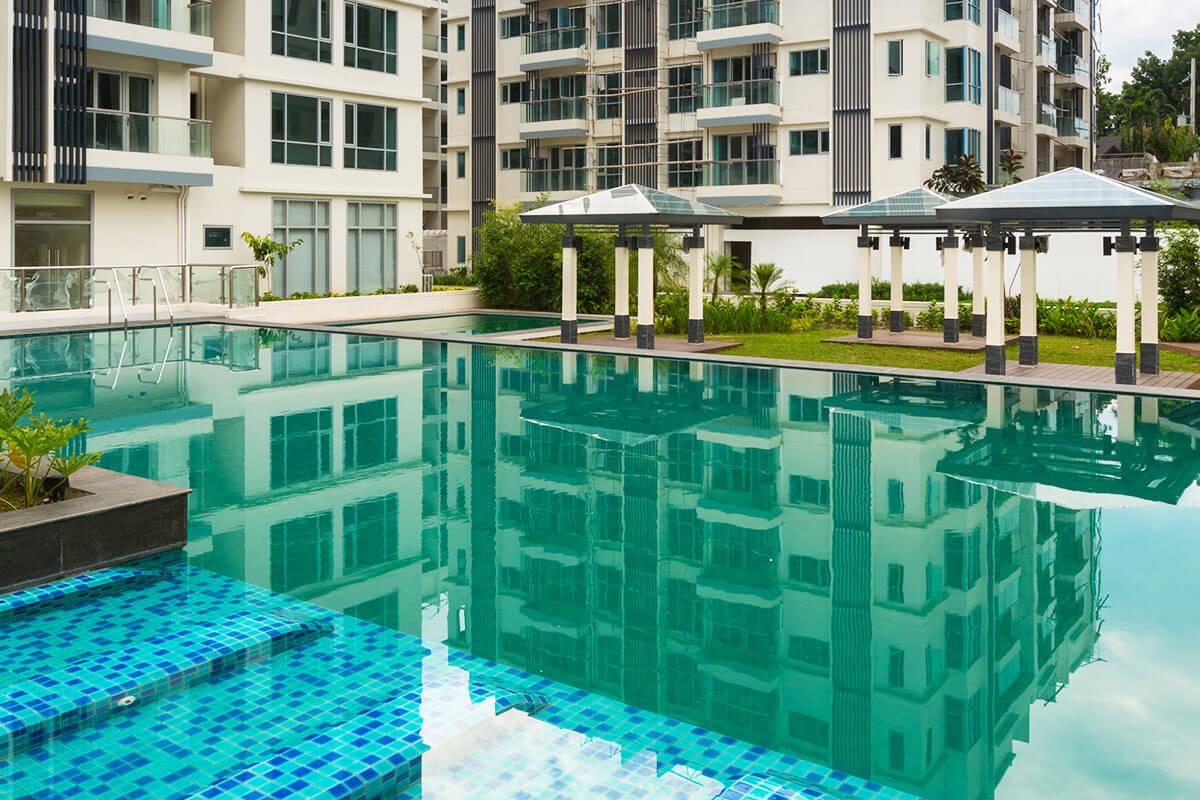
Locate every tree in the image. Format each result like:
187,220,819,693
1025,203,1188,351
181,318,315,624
998,150,1024,186
751,262,790,310
1159,226,1200,317
705,252,738,302
240,232,302,278
925,155,985,195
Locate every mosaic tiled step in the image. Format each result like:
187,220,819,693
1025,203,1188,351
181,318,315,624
0,567,169,626
0,609,333,762
716,772,880,800
466,678,552,715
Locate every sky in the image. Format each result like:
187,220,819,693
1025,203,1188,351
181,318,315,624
1099,0,1193,87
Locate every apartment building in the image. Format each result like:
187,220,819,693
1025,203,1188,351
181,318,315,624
443,0,1095,282
0,0,441,311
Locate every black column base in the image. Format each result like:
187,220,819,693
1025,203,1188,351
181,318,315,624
889,310,904,333
687,318,704,344
857,315,873,339
614,314,631,339
1115,352,1137,385
985,345,1007,375
1140,342,1160,375
943,319,960,343
972,314,986,338
636,324,655,350
560,319,578,344
1018,335,1039,366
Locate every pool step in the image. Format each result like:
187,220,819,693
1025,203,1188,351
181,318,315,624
714,772,877,800
0,567,170,626
466,677,551,715
0,609,333,762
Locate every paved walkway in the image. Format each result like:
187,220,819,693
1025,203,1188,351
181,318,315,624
958,361,1200,391
822,330,1018,352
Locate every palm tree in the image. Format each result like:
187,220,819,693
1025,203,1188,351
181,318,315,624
751,262,790,310
998,149,1024,185
706,252,738,302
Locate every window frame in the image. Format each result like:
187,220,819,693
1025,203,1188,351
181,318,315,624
888,123,903,160
887,40,904,76
271,92,332,167
344,1,397,73
790,128,830,156
272,0,332,63
344,101,398,171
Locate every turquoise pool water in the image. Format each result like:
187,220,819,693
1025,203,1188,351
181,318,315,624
2,323,1199,800
335,312,568,336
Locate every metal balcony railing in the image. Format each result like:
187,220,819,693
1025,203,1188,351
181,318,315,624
701,0,778,30
86,109,211,157
521,97,588,124
700,79,779,108
700,159,779,186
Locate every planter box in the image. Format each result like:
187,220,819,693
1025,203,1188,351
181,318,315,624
0,466,190,594
227,288,481,325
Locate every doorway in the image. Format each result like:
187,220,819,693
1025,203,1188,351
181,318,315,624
12,190,93,311
727,240,751,294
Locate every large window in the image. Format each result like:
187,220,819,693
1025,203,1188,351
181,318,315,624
271,92,331,166
790,48,829,76
347,201,398,292
343,493,399,573
925,41,940,76
945,0,981,24
945,46,982,103
272,331,331,381
945,127,982,163
667,65,701,113
345,397,398,470
499,14,530,38
596,73,621,119
11,190,92,311
270,511,333,591
344,1,397,73
790,129,829,155
889,124,903,159
597,144,622,190
667,139,702,188
596,3,620,48
344,102,397,170
668,0,700,39
887,40,903,75
270,408,333,488
272,198,331,295
272,0,331,62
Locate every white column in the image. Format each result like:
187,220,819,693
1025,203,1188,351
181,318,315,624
1019,236,1038,366
857,229,874,339
985,384,1006,429
1142,397,1160,425
985,234,1007,375
561,230,579,344
941,231,959,343
637,236,655,349
1115,230,1137,384
638,357,654,393
889,233,904,333
562,351,577,385
972,233,986,336
1117,395,1136,443
1141,227,1160,375
614,237,630,339
687,230,704,343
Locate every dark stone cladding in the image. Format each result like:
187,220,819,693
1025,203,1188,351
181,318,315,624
636,324,655,350
1018,335,1039,366
857,315,873,339
687,318,704,344
559,318,578,344
613,314,631,339
943,318,960,343
1115,352,1137,385
985,345,1007,375
972,314,986,338
889,310,904,333
1140,342,1160,375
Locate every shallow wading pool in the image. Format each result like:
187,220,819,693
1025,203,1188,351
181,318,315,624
0,323,1197,800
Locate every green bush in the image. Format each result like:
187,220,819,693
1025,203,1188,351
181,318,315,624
1036,298,1117,338
814,280,971,303
1161,307,1200,342
1159,226,1200,317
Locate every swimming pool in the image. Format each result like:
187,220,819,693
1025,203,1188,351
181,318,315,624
1,323,1198,800
334,312,580,336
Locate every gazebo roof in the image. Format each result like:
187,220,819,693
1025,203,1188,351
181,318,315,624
935,167,1200,229
519,184,743,228
822,187,957,230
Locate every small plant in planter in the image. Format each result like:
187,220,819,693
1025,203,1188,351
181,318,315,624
0,389,102,512
240,232,304,294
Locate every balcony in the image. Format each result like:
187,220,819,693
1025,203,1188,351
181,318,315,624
422,135,441,155
422,33,447,53
1056,0,1090,29
520,98,589,140
995,8,1020,53
995,85,1021,123
697,80,781,127
85,109,213,186
521,168,588,193
86,0,213,66
1037,35,1057,68
1037,102,1058,133
424,186,441,205
1057,115,1091,143
1057,53,1090,88
520,27,587,71
423,83,441,103
697,0,782,50
696,160,782,205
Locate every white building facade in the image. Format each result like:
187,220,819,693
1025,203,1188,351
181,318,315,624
0,0,442,311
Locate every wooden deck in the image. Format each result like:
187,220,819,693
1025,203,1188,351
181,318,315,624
1163,341,1200,357
822,330,1017,353
958,361,1200,391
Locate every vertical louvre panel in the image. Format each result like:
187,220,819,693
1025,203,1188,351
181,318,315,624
623,0,656,187
55,0,87,184
832,0,870,206
470,0,497,247
13,0,48,183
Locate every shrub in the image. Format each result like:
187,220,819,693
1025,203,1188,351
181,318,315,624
1159,226,1200,317
1161,308,1200,343
0,389,101,511
814,280,971,303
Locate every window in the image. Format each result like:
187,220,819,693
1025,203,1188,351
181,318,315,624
889,124,903,159
789,555,831,588
272,198,330,296
887,40,903,75
596,73,621,119
344,102,396,170
86,68,151,152
346,335,397,372
946,47,982,103
594,492,623,543
945,128,981,163
344,2,396,73
889,731,905,771
596,3,620,48
456,236,466,264
790,48,829,76
790,129,829,155
456,87,466,114
597,144,622,190
710,599,778,656
501,147,528,170
456,23,465,50
945,529,981,589
789,475,830,508
789,636,830,669
887,479,905,517
667,139,702,188
270,408,332,488
946,607,983,669
346,202,398,293
668,0,700,39
789,713,829,747
203,226,231,249
271,92,331,166
343,493,399,573
271,331,330,381
667,507,702,560
344,398,398,470
270,511,332,591
500,81,529,104
788,395,826,422
667,66,701,114
595,566,622,615
888,647,905,688
272,0,331,62
925,40,940,76
666,433,703,483
667,579,702,635
946,0,981,23
887,563,905,603
925,124,932,159
499,14,530,38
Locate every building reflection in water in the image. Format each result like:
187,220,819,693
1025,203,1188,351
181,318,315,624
4,323,1200,800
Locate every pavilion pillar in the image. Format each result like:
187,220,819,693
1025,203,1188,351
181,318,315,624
985,230,1008,375
1018,230,1039,366
684,226,705,343
1117,395,1136,443
971,229,986,337
636,233,655,349
856,226,875,339
940,228,960,344
614,232,631,339
889,230,906,332
561,226,580,344
1140,223,1160,375
1114,222,1138,385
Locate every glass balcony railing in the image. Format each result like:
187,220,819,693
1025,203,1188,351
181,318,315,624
1038,103,1058,128
422,136,440,153
87,0,212,36
996,8,1019,42
1039,35,1056,60
700,159,779,186
1057,115,1091,140
86,109,211,157
423,84,441,102
701,0,778,31
996,85,1021,115
521,98,588,124
521,168,588,192
1058,0,1090,18
521,27,585,55
700,79,780,108
422,33,447,52
424,186,441,203
1057,53,1087,80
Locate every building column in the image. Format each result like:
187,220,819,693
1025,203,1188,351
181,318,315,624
889,230,906,333
1140,223,1160,375
1019,230,1039,366
613,232,631,339
684,226,704,344
1114,223,1138,385
971,228,986,337
857,227,875,339
636,233,655,350
560,226,580,344
940,228,960,344
985,230,1008,375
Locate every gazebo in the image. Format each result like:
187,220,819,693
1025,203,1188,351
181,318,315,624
519,184,742,349
935,168,1200,384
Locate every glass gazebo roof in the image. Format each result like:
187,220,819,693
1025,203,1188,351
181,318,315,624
822,187,956,229
520,184,743,228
